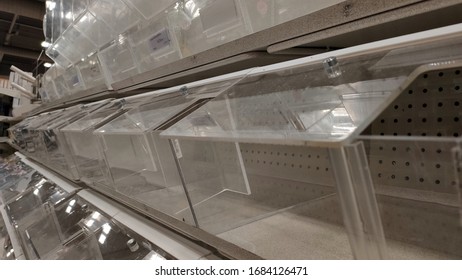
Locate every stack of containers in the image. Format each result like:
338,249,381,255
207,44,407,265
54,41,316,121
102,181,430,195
42,0,351,99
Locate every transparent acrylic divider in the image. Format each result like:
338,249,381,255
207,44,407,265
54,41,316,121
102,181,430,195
329,142,387,259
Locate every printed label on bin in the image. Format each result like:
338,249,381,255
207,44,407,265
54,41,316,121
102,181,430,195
148,28,171,53
172,139,183,159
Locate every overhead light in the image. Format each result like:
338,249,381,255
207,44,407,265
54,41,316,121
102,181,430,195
41,41,51,48
44,62,53,68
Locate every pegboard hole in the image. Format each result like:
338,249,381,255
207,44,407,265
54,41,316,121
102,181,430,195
394,119,398,123
405,162,410,166
454,117,460,122
422,118,427,123
423,88,428,93
454,101,460,106
405,176,410,181
455,70,460,75
437,149,442,154
438,102,443,107
422,103,427,108
408,104,413,109
408,90,413,95
407,118,412,123
456,86,460,91
435,180,441,184
419,178,424,183
394,105,399,110
454,133,459,137
436,164,441,169
437,117,443,122
438,87,444,92
438,72,444,77
423,74,428,79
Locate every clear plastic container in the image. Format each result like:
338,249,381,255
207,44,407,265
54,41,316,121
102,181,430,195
62,97,149,185
89,0,141,36
36,102,111,179
128,8,182,73
122,0,177,20
354,61,462,259
22,195,155,260
45,44,72,69
41,65,63,101
93,80,241,224
54,24,97,64
53,73,72,97
71,0,89,21
160,34,462,259
75,53,106,90
61,0,74,31
50,0,63,43
172,0,252,56
62,65,86,94
20,110,72,160
74,9,115,49
98,37,140,86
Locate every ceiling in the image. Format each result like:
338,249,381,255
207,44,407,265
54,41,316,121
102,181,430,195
0,0,51,78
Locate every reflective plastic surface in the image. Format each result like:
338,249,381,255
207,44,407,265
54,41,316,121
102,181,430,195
62,98,149,185
94,79,243,223
36,102,110,178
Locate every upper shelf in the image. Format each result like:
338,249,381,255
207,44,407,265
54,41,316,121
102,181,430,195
37,0,462,111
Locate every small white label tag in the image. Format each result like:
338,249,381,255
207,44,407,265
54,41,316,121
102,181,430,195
148,28,171,53
173,139,183,159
